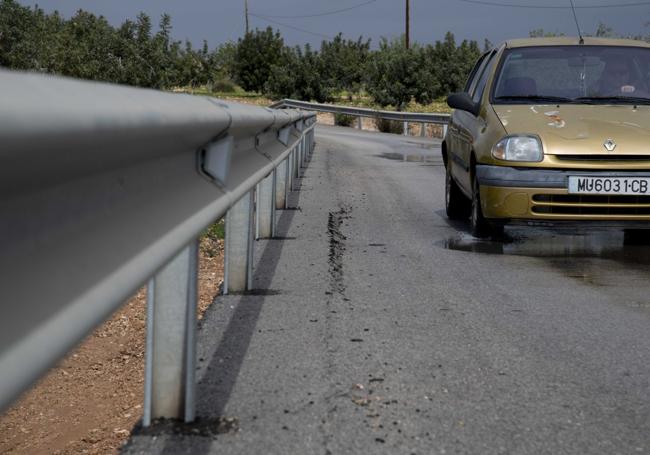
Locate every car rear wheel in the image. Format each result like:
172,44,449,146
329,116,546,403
470,174,502,238
445,165,470,219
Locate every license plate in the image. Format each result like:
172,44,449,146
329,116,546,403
568,176,650,195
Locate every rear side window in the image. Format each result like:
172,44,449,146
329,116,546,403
464,53,489,93
472,52,497,103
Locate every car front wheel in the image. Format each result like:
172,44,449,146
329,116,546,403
445,165,470,219
470,174,500,238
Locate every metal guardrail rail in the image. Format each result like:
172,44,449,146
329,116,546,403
0,69,316,423
271,99,450,136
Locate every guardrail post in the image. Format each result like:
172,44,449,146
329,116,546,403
224,191,254,293
143,240,198,426
302,136,308,167
357,116,363,130
420,122,426,137
288,147,295,192
403,121,409,136
294,142,302,181
310,130,314,154
442,124,448,139
256,171,276,239
276,158,288,209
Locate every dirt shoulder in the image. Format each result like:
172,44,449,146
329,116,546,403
0,235,223,455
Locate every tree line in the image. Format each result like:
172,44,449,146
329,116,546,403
0,0,218,89
2,1,647,109
0,0,483,108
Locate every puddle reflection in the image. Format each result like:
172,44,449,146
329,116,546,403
439,229,650,266
438,227,650,297
376,152,441,163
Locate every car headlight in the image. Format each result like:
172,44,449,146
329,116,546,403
492,135,543,162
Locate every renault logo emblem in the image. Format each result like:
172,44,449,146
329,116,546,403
603,139,616,152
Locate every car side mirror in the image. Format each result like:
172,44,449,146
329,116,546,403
447,92,480,117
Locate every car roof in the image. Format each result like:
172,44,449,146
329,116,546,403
503,37,650,49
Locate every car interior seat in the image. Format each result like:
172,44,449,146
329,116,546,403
503,77,537,96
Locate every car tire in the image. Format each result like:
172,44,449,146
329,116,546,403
623,229,649,245
470,174,493,238
445,165,470,219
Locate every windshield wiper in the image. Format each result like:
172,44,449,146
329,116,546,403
494,95,574,103
573,96,650,105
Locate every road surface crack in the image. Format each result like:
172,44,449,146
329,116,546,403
327,205,351,296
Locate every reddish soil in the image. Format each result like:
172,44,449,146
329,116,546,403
0,236,224,455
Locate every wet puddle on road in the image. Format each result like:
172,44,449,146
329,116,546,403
437,229,650,290
375,152,442,163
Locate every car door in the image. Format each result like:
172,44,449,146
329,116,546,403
454,51,497,194
448,52,490,196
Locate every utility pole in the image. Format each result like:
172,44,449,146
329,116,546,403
405,0,410,49
245,0,249,35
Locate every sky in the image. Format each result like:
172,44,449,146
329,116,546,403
15,0,650,50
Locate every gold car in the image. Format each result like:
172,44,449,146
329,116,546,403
444,37,650,237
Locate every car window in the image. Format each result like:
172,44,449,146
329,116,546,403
472,52,497,104
464,53,488,93
492,45,650,102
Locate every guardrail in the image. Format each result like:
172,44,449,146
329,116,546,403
0,69,316,424
271,99,450,136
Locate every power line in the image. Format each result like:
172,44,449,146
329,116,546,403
457,0,650,8
250,13,335,40
252,0,376,19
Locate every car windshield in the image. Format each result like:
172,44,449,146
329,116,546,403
492,45,650,104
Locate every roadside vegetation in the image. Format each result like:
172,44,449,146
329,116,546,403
3,0,645,113
1,0,648,112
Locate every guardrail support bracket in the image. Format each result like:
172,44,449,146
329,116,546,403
200,135,234,187
278,127,291,146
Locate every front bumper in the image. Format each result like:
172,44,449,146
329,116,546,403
477,165,650,222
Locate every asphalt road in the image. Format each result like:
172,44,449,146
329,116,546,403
124,125,650,455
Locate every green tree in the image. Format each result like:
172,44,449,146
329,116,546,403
174,40,208,87
234,27,284,92
365,36,436,108
0,1,63,70
483,38,493,52
529,28,564,38
319,33,370,97
424,32,480,98
0,2,218,89
594,22,614,38
265,44,332,102
211,41,237,79
55,10,121,82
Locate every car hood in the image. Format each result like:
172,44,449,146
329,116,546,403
493,104,650,155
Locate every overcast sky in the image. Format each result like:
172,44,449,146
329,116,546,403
15,0,650,49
